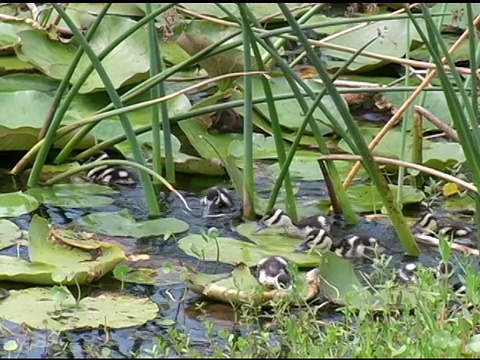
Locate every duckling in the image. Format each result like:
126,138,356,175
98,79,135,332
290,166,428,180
253,208,331,238
255,256,291,289
331,234,380,259
411,212,439,235
200,186,233,216
295,228,333,252
396,262,418,283
413,213,475,245
85,151,137,186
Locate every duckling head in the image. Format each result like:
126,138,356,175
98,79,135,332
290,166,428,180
252,208,293,234
397,262,418,283
295,228,333,252
255,256,291,289
200,186,232,216
414,212,439,234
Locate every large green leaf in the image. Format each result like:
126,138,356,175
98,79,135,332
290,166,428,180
0,191,39,218
26,183,118,209
0,287,158,331
0,73,59,92
0,219,26,251
338,128,466,171
78,209,190,238
319,183,425,213
179,222,324,267
322,18,425,72
16,16,151,94
240,76,345,135
27,215,127,285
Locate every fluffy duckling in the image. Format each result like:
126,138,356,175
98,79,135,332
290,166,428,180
200,186,233,216
413,213,475,245
255,256,292,289
411,212,439,235
253,208,331,238
331,234,380,259
396,262,418,283
85,152,137,186
295,228,333,252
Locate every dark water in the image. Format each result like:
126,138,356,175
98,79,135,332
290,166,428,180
0,168,459,358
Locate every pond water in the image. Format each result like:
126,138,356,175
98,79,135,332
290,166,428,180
0,165,455,358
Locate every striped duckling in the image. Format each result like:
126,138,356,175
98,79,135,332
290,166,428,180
331,234,381,259
412,212,474,245
85,151,137,186
253,208,331,239
200,186,233,216
255,256,292,289
295,228,333,252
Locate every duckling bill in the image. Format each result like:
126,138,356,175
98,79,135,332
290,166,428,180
200,186,233,216
255,256,292,289
253,208,331,238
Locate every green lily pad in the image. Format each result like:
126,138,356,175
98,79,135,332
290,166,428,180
16,16,152,94
0,74,59,92
319,183,425,213
26,215,127,285
113,265,157,285
0,256,57,285
25,183,118,209
0,287,159,331
0,219,25,251
338,127,465,171
322,18,425,72
78,209,190,238
179,222,324,267
0,191,39,218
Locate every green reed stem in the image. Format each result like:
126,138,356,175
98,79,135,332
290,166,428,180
27,3,111,187
411,110,423,188
49,4,160,216
238,5,255,219
239,4,297,220
146,3,163,180
280,3,419,254
247,24,359,222
53,3,177,164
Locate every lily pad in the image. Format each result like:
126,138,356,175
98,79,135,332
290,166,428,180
27,215,127,285
78,209,190,238
0,73,59,92
26,183,118,209
16,16,152,94
319,183,425,213
185,262,321,306
179,222,325,267
0,191,39,218
322,18,425,72
0,219,25,251
0,256,57,285
113,264,157,285
0,287,159,331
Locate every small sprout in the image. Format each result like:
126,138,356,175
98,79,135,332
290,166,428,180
3,340,18,352
101,347,112,358
207,227,220,238
51,285,70,305
160,262,172,274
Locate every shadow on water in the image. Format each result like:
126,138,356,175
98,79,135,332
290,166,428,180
0,167,459,358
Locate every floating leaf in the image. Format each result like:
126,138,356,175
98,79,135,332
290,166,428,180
0,191,39,218
26,183,118,208
179,229,321,268
0,287,158,331
78,209,190,238
0,215,125,285
0,219,25,250
113,265,156,285
16,16,152,94
319,184,425,213
0,73,59,92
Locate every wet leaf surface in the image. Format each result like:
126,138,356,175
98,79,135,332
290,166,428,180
78,209,190,238
0,219,25,250
0,191,39,218
26,183,118,208
0,287,159,331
